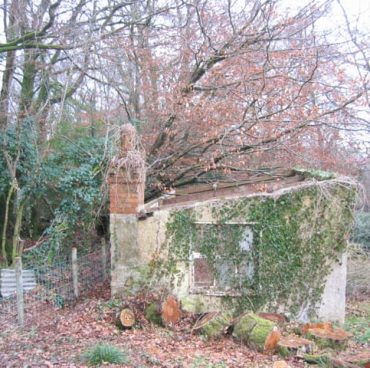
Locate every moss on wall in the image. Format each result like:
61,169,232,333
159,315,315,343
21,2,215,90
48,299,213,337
161,181,356,318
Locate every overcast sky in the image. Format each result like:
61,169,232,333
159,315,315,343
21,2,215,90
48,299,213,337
0,0,369,41
283,0,370,34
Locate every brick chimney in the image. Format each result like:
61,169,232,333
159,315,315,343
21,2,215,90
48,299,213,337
109,125,146,296
108,124,145,215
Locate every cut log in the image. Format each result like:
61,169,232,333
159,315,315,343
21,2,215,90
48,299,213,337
301,322,332,335
277,334,315,357
273,361,291,368
265,329,282,353
258,312,288,324
233,313,281,352
303,324,352,350
117,308,135,328
193,311,233,340
144,301,163,326
304,354,360,368
303,354,331,365
161,295,181,325
341,351,370,368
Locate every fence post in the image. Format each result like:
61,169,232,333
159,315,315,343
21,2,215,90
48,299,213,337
72,247,79,298
101,238,107,282
15,257,24,327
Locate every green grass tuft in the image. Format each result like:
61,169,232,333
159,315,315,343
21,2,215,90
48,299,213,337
81,343,129,366
345,315,370,344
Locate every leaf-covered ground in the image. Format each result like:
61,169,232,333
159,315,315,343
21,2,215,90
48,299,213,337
0,284,297,367
0,283,368,368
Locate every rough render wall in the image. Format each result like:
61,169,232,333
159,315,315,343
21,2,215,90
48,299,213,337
110,191,349,323
317,253,347,324
110,214,140,295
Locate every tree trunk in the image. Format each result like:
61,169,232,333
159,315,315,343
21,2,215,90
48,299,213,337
1,184,14,264
11,199,25,265
19,49,38,117
0,51,16,129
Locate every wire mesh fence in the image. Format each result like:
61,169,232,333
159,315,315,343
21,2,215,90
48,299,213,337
0,243,110,333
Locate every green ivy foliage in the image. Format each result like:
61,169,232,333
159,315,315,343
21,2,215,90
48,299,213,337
163,183,356,318
0,118,39,196
0,118,43,264
24,134,110,263
0,117,114,265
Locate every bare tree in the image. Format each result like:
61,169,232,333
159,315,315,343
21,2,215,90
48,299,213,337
90,0,367,199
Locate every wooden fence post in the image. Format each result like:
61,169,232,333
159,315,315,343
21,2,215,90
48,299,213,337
15,257,24,327
101,238,107,282
72,247,79,298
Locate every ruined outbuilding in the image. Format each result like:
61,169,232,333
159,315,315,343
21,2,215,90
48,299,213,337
108,126,357,323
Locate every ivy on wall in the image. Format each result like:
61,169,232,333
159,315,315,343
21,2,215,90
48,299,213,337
162,181,356,318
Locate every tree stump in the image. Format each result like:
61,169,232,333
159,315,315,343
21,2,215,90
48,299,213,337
233,313,281,352
193,311,233,340
116,308,136,329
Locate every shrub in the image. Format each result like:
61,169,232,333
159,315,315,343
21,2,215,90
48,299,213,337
81,343,129,366
347,243,370,297
351,211,370,251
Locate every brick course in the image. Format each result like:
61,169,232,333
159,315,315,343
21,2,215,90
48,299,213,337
108,170,144,214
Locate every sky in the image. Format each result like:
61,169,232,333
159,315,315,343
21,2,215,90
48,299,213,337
285,0,370,34
323,0,369,35
0,0,369,42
